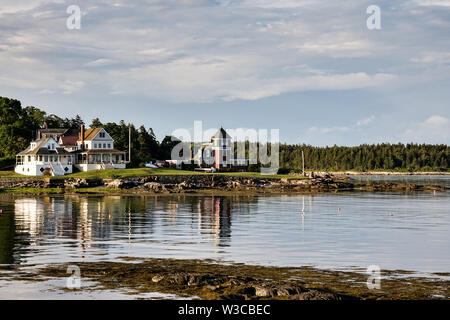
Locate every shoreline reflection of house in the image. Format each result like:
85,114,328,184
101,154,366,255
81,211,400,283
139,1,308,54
196,196,232,246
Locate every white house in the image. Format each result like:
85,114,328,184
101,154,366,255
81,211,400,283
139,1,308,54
15,137,74,176
74,126,127,172
15,125,128,176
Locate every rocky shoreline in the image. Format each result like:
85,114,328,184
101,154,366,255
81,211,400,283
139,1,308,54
0,174,447,194
8,257,448,300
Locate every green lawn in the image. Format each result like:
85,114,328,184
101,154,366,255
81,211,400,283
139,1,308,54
0,171,24,178
0,168,302,180
64,168,301,179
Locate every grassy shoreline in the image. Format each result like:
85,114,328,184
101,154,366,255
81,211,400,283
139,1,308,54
1,168,449,181
0,168,303,180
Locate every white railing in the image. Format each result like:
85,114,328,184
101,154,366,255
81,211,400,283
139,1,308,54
100,162,115,170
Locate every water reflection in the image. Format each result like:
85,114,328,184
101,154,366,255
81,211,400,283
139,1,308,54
0,191,449,273
0,195,253,265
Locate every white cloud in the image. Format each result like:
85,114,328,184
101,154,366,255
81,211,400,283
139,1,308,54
237,0,315,8
308,126,350,134
60,80,85,94
401,115,450,144
356,115,375,127
0,0,404,103
414,0,450,7
411,52,450,64
85,59,116,67
308,115,376,135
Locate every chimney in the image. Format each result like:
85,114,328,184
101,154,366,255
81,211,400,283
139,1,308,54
80,125,85,151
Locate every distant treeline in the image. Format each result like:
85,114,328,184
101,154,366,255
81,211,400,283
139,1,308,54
280,144,449,172
1,96,449,172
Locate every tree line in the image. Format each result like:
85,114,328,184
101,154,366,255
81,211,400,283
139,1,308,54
279,143,449,172
1,96,448,172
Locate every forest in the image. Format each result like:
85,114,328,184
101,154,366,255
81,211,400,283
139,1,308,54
0,96,448,172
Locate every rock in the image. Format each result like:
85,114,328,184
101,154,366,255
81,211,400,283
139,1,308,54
152,274,165,283
254,285,276,297
293,290,341,300
143,182,163,191
275,284,302,297
206,285,218,291
105,179,123,188
171,273,189,285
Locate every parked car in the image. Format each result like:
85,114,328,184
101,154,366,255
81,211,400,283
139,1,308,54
155,160,168,168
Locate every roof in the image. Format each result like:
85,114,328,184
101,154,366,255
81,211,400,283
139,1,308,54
82,128,103,141
59,135,79,146
18,138,49,155
39,128,69,134
75,149,126,154
211,127,231,140
17,138,70,156
38,128,69,139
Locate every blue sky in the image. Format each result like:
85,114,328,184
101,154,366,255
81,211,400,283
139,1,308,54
0,0,449,145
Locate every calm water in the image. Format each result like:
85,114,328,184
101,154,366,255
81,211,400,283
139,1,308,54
0,191,449,275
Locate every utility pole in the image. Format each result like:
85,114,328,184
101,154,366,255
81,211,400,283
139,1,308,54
302,150,305,176
129,124,131,163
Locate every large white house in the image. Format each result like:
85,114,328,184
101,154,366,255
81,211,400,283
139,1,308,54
74,126,127,172
15,137,74,176
15,125,128,176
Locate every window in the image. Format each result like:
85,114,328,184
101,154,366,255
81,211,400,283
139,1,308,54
94,143,97,148
103,143,106,148
223,156,226,162
99,132,105,138
107,143,111,149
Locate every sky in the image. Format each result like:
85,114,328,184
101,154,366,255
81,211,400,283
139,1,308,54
0,0,449,145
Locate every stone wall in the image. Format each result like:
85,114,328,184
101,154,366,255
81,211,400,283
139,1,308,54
0,174,355,192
